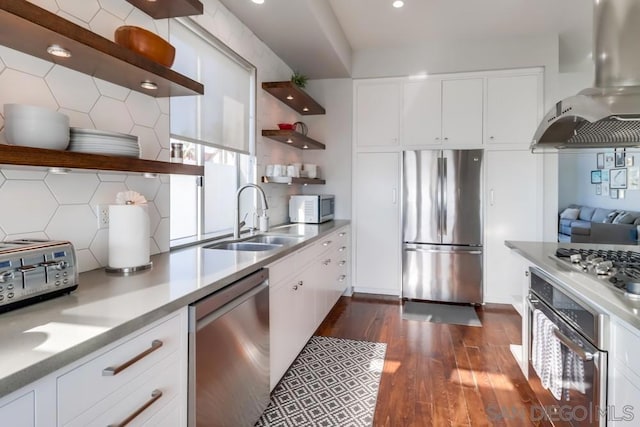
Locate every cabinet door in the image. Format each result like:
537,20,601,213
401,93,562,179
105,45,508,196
484,150,540,304
486,74,541,145
441,78,483,145
403,79,442,145
609,364,640,425
0,391,34,427
354,152,400,295
355,81,401,147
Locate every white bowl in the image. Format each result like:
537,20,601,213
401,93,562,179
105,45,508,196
4,114,70,150
4,104,67,121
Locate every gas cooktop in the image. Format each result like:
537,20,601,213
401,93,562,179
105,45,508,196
555,248,640,297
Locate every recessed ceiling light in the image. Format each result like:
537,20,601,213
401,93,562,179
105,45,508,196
286,138,293,143
302,107,309,112
46,44,71,58
48,167,71,174
140,80,158,90
303,145,308,149
286,95,294,100
252,0,265,4
392,0,404,8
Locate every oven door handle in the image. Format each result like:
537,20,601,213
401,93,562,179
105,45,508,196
553,328,594,361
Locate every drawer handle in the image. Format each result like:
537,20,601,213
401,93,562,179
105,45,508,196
323,259,331,265
338,246,347,252
298,280,303,287
102,340,163,376
323,240,332,246
338,260,346,266
338,232,346,237
108,389,163,427
338,275,347,282
293,285,299,291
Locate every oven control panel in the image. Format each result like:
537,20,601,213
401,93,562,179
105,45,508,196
0,240,77,312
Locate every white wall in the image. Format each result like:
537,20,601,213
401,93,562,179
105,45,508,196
300,79,353,220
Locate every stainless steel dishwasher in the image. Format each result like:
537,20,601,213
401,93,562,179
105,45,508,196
188,269,270,427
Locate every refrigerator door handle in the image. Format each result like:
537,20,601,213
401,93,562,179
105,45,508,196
405,247,482,255
436,156,442,237
442,157,447,236
392,188,397,204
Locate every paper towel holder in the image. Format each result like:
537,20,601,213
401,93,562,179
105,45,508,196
105,261,153,275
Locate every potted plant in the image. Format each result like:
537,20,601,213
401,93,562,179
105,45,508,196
291,71,308,88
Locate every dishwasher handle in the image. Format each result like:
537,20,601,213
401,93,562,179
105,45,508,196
192,269,268,322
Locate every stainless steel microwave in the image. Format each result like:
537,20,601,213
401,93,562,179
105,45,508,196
289,195,335,224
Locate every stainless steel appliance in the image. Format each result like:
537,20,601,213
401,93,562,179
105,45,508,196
402,149,483,303
0,239,77,313
532,0,640,150
527,267,608,426
289,194,335,224
188,269,270,427
555,247,640,298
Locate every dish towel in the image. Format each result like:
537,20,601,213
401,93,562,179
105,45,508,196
532,309,563,400
563,334,586,399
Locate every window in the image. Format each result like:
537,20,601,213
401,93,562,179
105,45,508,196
169,19,256,245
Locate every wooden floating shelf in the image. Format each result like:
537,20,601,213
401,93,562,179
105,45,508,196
261,176,326,185
126,0,203,19
0,145,204,176
262,81,325,115
0,0,204,97
261,130,325,150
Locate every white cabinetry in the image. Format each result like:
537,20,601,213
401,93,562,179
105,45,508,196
403,79,442,146
485,150,541,304
0,308,188,427
441,78,484,146
486,74,542,146
353,152,400,295
609,319,640,424
354,80,401,147
268,226,351,390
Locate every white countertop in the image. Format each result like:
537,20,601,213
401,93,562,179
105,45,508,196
507,240,640,332
0,221,349,398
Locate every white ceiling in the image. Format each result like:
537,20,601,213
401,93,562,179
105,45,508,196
218,0,593,79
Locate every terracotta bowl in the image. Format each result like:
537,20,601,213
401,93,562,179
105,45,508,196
278,123,294,130
114,26,176,67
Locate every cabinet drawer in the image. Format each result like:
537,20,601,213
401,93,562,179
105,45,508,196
58,313,182,425
612,319,640,374
65,352,182,427
0,391,34,427
267,252,297,286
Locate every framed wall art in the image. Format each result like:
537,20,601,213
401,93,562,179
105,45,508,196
610,168,627,189
597,152,605,169
604,152,615,169
615,150,626,167
596,184,602,195
591,170,602,184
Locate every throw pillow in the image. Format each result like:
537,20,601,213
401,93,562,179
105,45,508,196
605,211,621,223
560,208,580,220
613,212,636,224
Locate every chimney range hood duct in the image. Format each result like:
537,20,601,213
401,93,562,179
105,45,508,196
532,0,640,150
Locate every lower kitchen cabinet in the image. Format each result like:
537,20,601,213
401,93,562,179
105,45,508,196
609,318,640,424
353,152,401,295
0,308,188,427
268,225,351,390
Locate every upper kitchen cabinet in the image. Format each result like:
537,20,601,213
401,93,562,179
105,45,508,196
126,0,203,19
403,79,442,146
354,80,401,147
262,81,325,115
485,73,543,146
0,1,204,98
441,78,484,146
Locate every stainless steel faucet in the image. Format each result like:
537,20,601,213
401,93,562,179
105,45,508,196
234,184,269,239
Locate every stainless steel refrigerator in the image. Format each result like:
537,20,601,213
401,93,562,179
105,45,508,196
402,149,483,304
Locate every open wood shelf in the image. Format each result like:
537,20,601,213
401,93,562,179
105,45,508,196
126,0,203,19
0,145,204,175
262,130,325,150
261,176,326,185
262,81,325,115
0,0,204,97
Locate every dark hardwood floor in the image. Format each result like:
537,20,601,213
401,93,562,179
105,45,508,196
315,294,550,427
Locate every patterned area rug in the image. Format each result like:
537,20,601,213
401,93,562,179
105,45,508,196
256,336,387,427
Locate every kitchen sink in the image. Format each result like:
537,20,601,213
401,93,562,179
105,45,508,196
244,235,303,245
205,241,283,252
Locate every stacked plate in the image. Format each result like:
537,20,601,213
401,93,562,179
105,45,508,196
68,128,140,158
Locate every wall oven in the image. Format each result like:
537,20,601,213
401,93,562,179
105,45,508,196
526,267,608,426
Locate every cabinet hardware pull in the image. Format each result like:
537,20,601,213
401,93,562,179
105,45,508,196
323,240,332,246
553,329,594,361
338,246,346,252
339,232,346,237
298,280,303,286
525,271,529,277
338,261,346,266
108,389,162,427
102,340,163,376
444,137,449,141
489,136,495,140
323,259,331,265
338,275,346,282
293,285,299,290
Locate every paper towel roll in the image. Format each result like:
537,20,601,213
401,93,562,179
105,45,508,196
108,205,150,268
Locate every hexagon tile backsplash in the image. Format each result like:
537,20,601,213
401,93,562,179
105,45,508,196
0,0,171,273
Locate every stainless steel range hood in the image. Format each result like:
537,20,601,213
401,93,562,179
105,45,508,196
532,0,640,150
